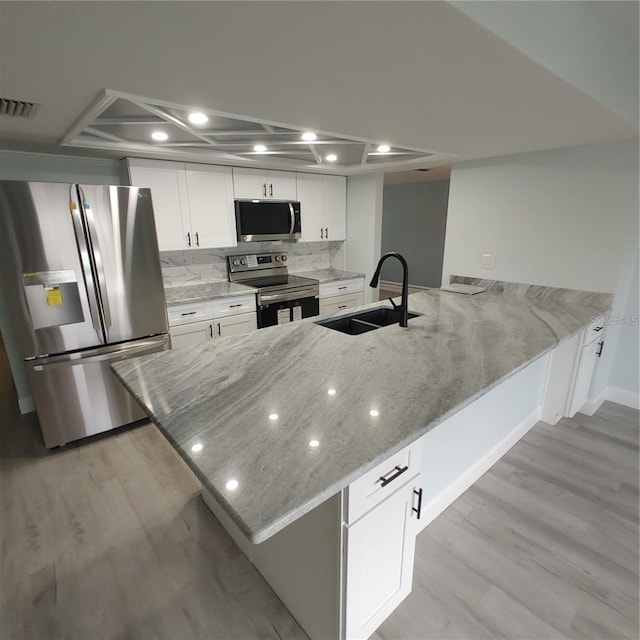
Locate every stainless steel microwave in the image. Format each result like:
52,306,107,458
235,200,301,242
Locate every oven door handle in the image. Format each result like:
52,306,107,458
289,202,295,234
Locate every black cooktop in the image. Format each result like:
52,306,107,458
240,274,318,290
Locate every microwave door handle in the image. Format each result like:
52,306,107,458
289,203,295,234
79,187,112,333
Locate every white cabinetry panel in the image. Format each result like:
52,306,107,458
298,173,346,242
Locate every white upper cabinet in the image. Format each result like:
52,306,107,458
233,168,297,200
297,173,347,242
126,160,190,252
184,164,236,249
126,159,236,251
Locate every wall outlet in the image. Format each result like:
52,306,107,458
480,253,495,269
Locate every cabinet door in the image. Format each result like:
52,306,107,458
170,320,214,349
323,175,347,241
267,171,297,200
185,165,237,248
128,162,190,251
344,476,420,639
568,339,601,416
233,168,267,199
214,313,257,338
297,173,325,242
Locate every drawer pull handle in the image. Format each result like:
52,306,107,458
338,305,347,309
379,464,408,487
594,326,603,332
180,311,197,316
229,303,243,308
338,286,347,290
596,341,604,357
412,488,423,519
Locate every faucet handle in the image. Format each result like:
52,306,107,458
388,297,401,310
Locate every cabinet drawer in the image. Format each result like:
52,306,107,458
346,439,423,524
584,318,605,345
319,278,364,298
319,293,364,316
211,294,256,318
167,301,214,327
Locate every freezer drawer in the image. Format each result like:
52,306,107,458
25,335,170,448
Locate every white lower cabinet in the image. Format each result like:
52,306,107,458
170,319,214,349
568,327,604,416
319,278,365,316
344,477,420,640
168,294,257,348
214,313,257,338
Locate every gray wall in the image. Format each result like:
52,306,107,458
0,151,122,411
381,180,450,287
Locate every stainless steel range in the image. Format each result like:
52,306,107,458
228,252,319,328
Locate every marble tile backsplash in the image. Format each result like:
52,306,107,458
161,241,345,288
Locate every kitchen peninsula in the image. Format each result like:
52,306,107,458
112,287,609,639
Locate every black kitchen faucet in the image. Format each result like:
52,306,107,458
369,252,409,327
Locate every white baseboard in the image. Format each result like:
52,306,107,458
605,386,640,410
579,388,607,416
18,395,35,414
416,407,541,534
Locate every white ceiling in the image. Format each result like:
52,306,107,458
0,1,637,174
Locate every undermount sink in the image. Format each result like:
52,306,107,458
315,306,421,335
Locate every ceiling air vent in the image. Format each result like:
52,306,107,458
0,98,39,118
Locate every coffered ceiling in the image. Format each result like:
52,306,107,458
0,2,637,175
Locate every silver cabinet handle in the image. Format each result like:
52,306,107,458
195,232,200,247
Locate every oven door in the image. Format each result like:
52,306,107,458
235,200,301,242
258,296,319,328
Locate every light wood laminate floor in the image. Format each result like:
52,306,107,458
1,335,638,639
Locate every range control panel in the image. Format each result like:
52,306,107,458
228,252,288,273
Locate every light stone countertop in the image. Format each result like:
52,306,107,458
112,290,607,544
293,268,365,283
165,281,257,306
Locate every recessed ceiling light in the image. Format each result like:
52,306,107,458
327,388,336,396
254,144,267,153
309,439,320,448
151,131,168,141
377,144,390,153
325,154,337,162
191,442,203,452
188,112,208,125
226,479,239,491
301,132,317,141
369,409,380,417
269,413,279,421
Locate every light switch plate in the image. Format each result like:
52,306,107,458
480,253,495,269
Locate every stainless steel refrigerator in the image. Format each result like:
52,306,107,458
0,181,170,448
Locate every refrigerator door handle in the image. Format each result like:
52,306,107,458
32,335,170,368
78,187,112,333
69,186,104,340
